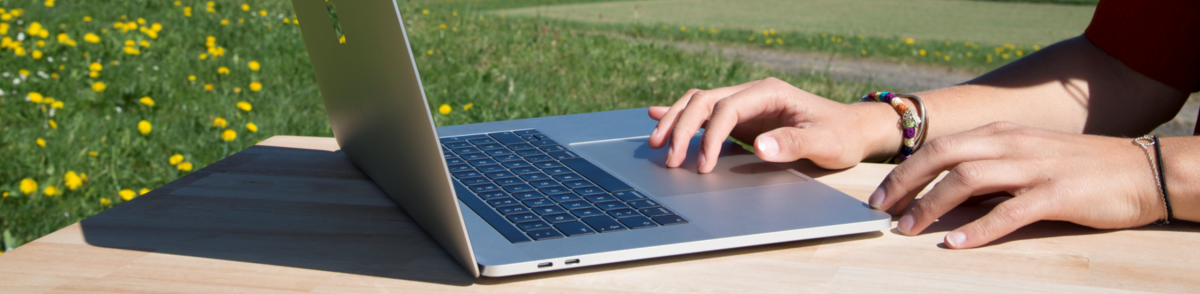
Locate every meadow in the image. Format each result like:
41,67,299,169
0,0,875,252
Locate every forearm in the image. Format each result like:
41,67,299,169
1162,137,1200,222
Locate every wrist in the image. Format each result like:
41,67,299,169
851,101,903,162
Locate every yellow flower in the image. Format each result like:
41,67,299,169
339,36,346,44
64,171,83,190
439,104,451,115
44,186,60,197
169,154,184,165
439,24,447,30
1033,45,1042,50
221,129,237,141
2,192,7,198
42,97,55,105
48,120,57,129
36,138,46,147
248,61,260,71
249,81,262,92
100,198,111,206
218,67,230,74
204,84,213,91
140,40,150,47
221,19,229,26
32,50,42,59
92,81,106,92
188,75,196,82
178,161,194,172
246,122,258,132
124,46,141,55
139,96,155,107
83,33,99,44
138,120,152,135
423,9,429,14
119,189,136,201
184,7,192,17
427,50,433,55
89,71,100,78
27,92,43,103
89,151,99,157
463,103,474,111
124,39,135,47
199,53,208,60
905,38,914,45
259,10,267,17
242,4,250,11
20,178,37,195
138,18,146,25
237,101,252,112
234,87,242,94
139,188,150,195
90,62,103,72
84,16,93,22
944,56,951,61
213,117,227,128
919,49,927,56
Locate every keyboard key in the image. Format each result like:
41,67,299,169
533,206,568,216
551,173,582,182
440,137,467,144
485,149,515,156
454,147,482,155
504,184,536,193
489,132,527,145
641,207,675,217
509,143,536,151
445,158,466,166
619,216,658,229
516,149,545,157
527,229,563,240
518,220,551,232
525,155,554,163
485,171,516,179
653,215,689,226
488,198,520,208
522,198,556,208
540,145,567,153
534,134,550,140
559,200,593,210
498,206,530,215
461,178,491,186
627,199,662,210
548,151,579,160
444,142,472,149
571,208,604,218
448,165,475,174
477,165,506,173
493,155,522,162
468,138,499,145
521,135,539,141
476,143,507,151
559,158,635,192
506,213,540,223
563,180,594,189
555,221,596,237
574,187,605,196
451,170,480,178
521,173,552,181
542,213,577,224
511,191,545,201
529,180,559,189
513,129,540,136
493,178,523,186
531,139,559,147
460,153,489,161
468,159,499,167
477,191,510,200
443,153,457,159
510,167,540,175
612,191,649,202
595,201,630,211
503,161,533,169
607,209,639,218
469,183,501,193
581,216,627,233
542,167,573,175
547,194,582,203
533,161,564,169
540,186,571,195
584,194,617,203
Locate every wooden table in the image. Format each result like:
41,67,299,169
3,135,1198,293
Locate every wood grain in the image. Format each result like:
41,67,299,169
1,135,1197,293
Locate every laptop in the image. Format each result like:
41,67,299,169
291,0,891,277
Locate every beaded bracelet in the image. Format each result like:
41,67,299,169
860,92,927,163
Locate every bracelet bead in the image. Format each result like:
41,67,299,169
903,127,916,138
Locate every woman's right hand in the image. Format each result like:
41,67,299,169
647,77,902,173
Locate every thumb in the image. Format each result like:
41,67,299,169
754,127,851,169
648,106,670,121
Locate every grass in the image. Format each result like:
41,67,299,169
0,0,873,252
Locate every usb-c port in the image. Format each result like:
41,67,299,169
565,259,580,265
537,262,553,268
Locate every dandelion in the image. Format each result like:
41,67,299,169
905,38,914,45
423,9,429,14
84,16,93,22
1016,50,1024,56
139,188,150,195
92,81,106,92
246,122,258,132
339,36,346,44
234,87,242,93
36,138,46,147
249,81,262,92
439,24,447,30
44,186,60,197
169,154,184,165
463,103,474,111
119,189,136,201
139,96,155,107
199,53,208,60
140,40,150,47
221,19,229,26
776,38,782,44
48,120,57,129
138,120,151,135
89,71,100,78
944,56,951,61
204,84,213,91
748,37,754,42
259,10,267,17
100,198,111,206
218,67,230,74
242,4,250,11
213,117,227,128
20,178,37,195
89,151,99,157
221,129,237,141
248,61,260,71
236,101,252,112
64,171,83,190
27,92,44,103
184,6,192,17
861,49,867,55
1033,45,1041,50
188,75,196,82
178,161,194,172
1002,53,1010,59
32,50,42,59
919,49,927,56
90,62,103,72
427,50,433,55
124,46,141,55
439,104,451,115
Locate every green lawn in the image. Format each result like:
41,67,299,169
0,0,871,252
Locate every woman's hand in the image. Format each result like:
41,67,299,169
647,78,900,173
870,122,1166,249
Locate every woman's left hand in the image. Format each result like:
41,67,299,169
869,122,1167,249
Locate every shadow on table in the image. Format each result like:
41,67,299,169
77,145,882,286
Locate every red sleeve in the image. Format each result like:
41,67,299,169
1084,0,1200,93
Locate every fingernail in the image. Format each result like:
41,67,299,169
667,145,675,164
698,151,707,170
651,127,660,138
758,135,779,158
897,214,914,235
946,231,966,248
868,186,885,209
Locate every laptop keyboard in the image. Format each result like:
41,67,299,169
440,129,689,243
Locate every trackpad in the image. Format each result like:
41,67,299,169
569,135,806,197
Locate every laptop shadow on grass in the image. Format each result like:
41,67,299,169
77,144,871,286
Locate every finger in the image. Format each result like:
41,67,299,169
943,194,1049,249
650,81,759,150
694,79,795,172
896,160,1036,236
648,106,670,120
869,133,1011,212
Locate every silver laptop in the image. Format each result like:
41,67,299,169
291,0,890,277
